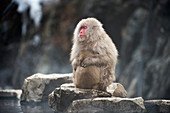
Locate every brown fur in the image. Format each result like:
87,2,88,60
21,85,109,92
74,50,101,89
70,18,118,91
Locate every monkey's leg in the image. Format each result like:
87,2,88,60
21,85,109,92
99,68,114,91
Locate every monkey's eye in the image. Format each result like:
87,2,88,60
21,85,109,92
83,26,87,29
81,25,88,30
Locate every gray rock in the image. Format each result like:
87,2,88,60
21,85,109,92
21,73,72,102
145,100,170,113
48,83,128,112
0,89,22,99
69,97,146,113
107,83,127,98
119,6,170,99
119,8,148,98
48,83,111,112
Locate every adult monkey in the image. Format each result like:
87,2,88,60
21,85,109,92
70,18,118,91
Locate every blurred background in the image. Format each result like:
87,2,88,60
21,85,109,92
0,0,169,100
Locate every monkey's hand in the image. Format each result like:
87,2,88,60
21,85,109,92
80,57,92,67
72,59,78,71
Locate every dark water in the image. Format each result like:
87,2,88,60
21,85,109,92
0,98,54,113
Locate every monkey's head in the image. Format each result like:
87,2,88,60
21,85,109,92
74,18,105,42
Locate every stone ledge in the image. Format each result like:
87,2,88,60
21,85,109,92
48,83,112,112
0,89,22,99
48,83,131,112
68,97,145,113
21,73,72,102
48,82,170,113
145,100,170,113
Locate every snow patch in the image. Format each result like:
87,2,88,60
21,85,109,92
14,0,42,27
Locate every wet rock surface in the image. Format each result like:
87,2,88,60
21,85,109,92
0,89,22,99
21,73,72,102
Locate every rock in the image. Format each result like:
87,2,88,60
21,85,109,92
69,97,146,113
0,89,22,99
21,73,72,102
118,6,170,99
119,8,148,98
145,100,170,113
107,83,127,98
48,83,127,112
48,83,113,112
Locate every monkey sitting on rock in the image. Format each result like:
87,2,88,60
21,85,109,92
70,17,119,92
74,50,111,91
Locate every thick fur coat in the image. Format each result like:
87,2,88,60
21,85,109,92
70,18,118,90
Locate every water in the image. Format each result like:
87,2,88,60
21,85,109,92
0,98,54,113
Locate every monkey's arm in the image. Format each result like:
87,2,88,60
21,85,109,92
72,58,79,71
80,54,112,67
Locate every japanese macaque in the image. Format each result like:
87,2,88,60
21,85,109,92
70,17,118,91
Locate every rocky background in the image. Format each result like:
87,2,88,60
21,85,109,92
0,0,170,100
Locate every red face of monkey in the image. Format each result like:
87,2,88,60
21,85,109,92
79,25,88,39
